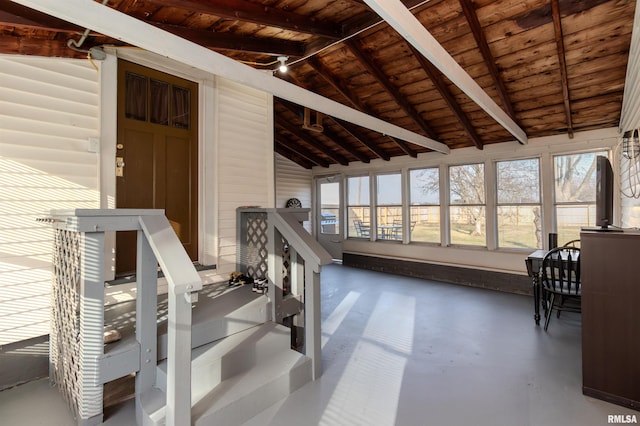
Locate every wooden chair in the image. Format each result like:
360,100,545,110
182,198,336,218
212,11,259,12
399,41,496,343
540,247,581,331
563,239,580,248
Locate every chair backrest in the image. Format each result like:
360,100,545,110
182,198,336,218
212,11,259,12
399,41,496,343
563,239,580,248
541,247,581,295
353,219,370,237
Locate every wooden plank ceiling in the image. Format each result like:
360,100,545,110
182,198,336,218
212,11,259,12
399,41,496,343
1,0,636,168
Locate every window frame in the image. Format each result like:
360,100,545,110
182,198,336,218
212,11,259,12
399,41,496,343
408,166,441,244
346,175,371,239
375,172,403,241
447,162,487,247
495,157,543,250
552,149,610,244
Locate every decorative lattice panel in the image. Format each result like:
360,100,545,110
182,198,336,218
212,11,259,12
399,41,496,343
50,229,82,418
241,211,291,294
244,212,269,279
282,237,290,294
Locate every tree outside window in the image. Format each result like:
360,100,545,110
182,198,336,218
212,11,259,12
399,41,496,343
347,176,370,238
409,168,440,243
554,151,607,243
449,163,485,246
497,158,542,249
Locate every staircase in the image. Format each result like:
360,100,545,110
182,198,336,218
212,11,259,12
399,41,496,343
42,208,331,426
128,284,311,425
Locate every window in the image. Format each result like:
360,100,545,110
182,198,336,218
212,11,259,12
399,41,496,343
496,158,541,249
347,176,370,238
409,168,440,243
449,163,485,246
376,173,402,240
124,72,191,129
554,151,608,243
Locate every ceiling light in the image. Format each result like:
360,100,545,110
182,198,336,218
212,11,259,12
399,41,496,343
277,56,288,73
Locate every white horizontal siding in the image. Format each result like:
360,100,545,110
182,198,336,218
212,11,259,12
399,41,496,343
0,55,100,345
275,153,312,232
215,77,274,275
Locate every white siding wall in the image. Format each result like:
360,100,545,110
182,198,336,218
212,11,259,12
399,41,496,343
275,153,312,232
0,55,100,345
215,77,274,275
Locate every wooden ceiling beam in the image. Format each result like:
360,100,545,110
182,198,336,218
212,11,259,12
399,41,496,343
304,0,427,57
275,99,350,166
274,111,350,166
307,57,418,158
0,2,82,32
275,135,329,167
551,0,574,138
307,56,366,111
345,38,439,141
320,127,372,164
144,0,343,40
0,34,90,58
332,118,391,161
278,96,371,163
458,0,518,122
0,8,303,59
154,23,305,58
408,44,483,150
16,0,449,153
363,0,528,145
275,144,314,169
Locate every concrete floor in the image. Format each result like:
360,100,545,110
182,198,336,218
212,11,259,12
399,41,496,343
0,264,637,426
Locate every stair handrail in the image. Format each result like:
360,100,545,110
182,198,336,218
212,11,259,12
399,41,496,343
42,209,201,426
266,209,332,380
138,215,202,426
268,210,333,271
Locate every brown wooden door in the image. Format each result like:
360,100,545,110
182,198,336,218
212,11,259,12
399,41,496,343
116,60,198,276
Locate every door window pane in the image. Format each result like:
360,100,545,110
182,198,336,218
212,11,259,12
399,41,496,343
172,85,190,129
150,79,169,125
125,72,147,121
320,182,339,235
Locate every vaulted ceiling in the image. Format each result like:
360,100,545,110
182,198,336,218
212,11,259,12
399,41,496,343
1,0,636,168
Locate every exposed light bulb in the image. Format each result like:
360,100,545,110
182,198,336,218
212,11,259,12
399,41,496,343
277,56,289,73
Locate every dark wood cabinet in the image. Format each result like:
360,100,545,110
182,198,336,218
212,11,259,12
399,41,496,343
581,231,640,410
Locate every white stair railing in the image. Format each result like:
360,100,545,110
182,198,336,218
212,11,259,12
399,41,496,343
42,209,201,426
237,208,332,380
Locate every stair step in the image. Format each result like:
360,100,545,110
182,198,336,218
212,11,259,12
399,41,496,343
157,283,269,360
101,282,268,388
140,322,312,426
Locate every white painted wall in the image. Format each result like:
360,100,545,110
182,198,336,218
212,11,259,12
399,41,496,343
0,55,101,345
214,78,275,275
314,128,620,275
0,52,277,344
275,153,313,232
